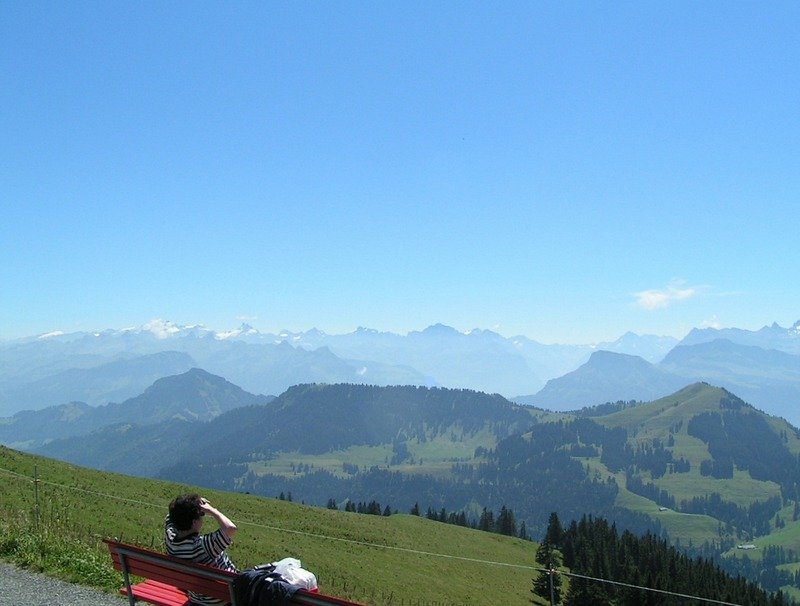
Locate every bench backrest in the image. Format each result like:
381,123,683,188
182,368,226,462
105,538,237,603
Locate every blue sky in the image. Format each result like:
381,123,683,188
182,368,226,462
2,2,798,344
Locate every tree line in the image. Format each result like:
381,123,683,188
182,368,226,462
325,496,529,540
532,512,792,605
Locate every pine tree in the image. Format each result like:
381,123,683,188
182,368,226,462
563,578,611,606
532,539,563,604
496,505,517,536
478,507,494,532
544,512,563,548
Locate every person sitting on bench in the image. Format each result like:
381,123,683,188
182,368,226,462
165,494,238,606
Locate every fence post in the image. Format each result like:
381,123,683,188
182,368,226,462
33,464,41,531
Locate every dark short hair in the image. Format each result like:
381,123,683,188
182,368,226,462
169,494,202,531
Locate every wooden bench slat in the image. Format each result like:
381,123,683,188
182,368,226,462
128,579,188,597
115,559,232,599
120,562,231,599
122,580,189,606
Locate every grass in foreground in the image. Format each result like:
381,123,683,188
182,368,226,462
0,446,545,605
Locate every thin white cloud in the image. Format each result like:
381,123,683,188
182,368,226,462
633,282,699,310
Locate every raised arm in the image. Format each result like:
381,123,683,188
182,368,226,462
199,497,238,540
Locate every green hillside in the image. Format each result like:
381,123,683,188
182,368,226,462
597,383,799,517
0,446,544,605
582,384,800,599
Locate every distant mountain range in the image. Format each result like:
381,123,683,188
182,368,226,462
679,322,800,354
516,335,800,425
515,350,689,410
0,368,274,450
0,318,798,423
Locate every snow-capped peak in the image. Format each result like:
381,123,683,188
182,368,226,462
133,319,214,339
37,330,64,340
215,323,260,340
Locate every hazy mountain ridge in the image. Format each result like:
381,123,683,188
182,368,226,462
1,319,797,424
254,324,678,394
0,350,195,414
678,321,800,354
662,338,800,381
515,350,689,410
514,335,800,425
0,324,431,416
0,368,272,449
0,320,689,417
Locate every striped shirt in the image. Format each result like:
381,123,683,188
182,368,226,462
164,515,237,606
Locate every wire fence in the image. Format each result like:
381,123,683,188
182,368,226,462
534,567,745,606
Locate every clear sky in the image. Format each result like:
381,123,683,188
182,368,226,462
1,2,798,344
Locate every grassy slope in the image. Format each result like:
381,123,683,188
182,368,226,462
592,384,800,598
0,446,545,605
251,426,501,480
580,385,799,551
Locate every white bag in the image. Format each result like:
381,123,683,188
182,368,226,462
271,557,318,590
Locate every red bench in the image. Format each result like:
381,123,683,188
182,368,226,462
104,539,361,606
